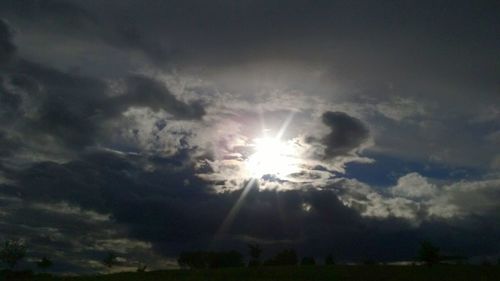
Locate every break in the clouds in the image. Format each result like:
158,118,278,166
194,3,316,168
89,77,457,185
0,0,500,272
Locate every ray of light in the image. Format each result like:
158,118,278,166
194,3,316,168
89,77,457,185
258,106,266,135
212,178,256,244
276,111,296,140
212,111,296,245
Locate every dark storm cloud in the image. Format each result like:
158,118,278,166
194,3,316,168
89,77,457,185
5,66,203,148
16,62,109,148
0,0,93,23
0,19,15,63
0,150,219,257
0,152,406,260
3,148,500,267
0,193,167,273
1,0,495,72
0,76,22,114
0,131,19,157
0,24,205,154
320,111,370,158
0,0,175,64
2,1,498,125
122,75,205,119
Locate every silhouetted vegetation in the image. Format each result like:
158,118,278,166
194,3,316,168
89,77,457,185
324,254,335,265
440,255,467,265
418,240,440,266
36,257,52,271
102,252,118,269
22,265,500,281
263,249,298,266
300,257,315,266
0,239,26,269
0,239,496,281
2,237,496,281
247,244,262,267
177,251,244,269
481,259,492,266
0,269,33,280
136,264,147,272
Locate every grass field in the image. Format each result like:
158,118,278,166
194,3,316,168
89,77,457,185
28,265,500,281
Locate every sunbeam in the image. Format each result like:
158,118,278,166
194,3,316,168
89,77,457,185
212,178,256,243
214,113,298,242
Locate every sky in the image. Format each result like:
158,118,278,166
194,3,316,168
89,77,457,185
0,0,499,273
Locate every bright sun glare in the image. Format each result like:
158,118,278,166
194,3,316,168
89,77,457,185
245,137,299,178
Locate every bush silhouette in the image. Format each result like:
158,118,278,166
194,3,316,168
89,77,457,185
0,239,26,269
178,251,207,269
36,257,52,271
178,251,244,269
324,254,335,265
136,264,147,272
300,257,315,266
247,244,262,267
209,251,244,268
102,252,117,269
418,240,440,266
264,249,298,266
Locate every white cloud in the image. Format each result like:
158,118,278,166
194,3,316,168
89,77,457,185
330,173,500,224
390,172,437,199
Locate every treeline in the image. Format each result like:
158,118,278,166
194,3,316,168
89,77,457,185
178,251,244,268
177,245,329,269
2,238,500,273
177,240,497,269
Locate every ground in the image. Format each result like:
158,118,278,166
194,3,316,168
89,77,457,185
26,265,500,281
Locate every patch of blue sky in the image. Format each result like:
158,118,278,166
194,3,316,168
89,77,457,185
344,152,484,187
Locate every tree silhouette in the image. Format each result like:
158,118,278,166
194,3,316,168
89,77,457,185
418,240,440,266
136,264,147,272
178,251,244,269
178,251,208,268
102,252,117,269
300,257,315,266
0,239,26,269
36,257,53,271
209,251,244,268
324,254,335,265
264,249,298,266
247,244,262,267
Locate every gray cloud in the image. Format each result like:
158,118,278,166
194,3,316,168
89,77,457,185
0,0,499,272
0,19,15,63
122,75,205,120
0,25,206,163
0,131,19,157
319,111,370,158
0,195,172,274
1,145,500,269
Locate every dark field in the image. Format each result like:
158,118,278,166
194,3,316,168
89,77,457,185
29,265,500,281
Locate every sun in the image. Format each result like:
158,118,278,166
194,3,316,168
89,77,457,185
245,137,299,178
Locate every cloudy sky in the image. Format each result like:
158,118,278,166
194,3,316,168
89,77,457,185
0,0,499,273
